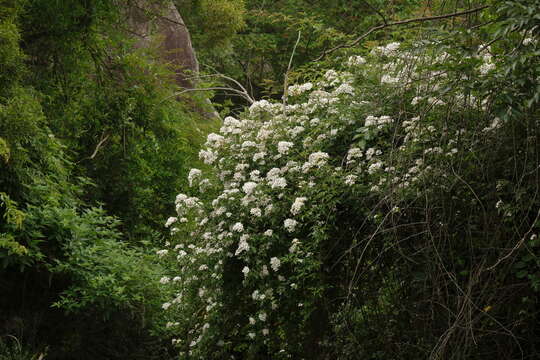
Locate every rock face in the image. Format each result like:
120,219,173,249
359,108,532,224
127,0,199,89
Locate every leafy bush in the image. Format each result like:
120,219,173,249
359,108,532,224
160,10,539,358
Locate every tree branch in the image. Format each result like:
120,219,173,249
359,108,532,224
283,31,302,108
175,87,255,104
90,133,110,160
315,5,490,61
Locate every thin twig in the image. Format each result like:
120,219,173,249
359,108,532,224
130,2,187,28
362,0,387,25
477,35,503,54
283,31,302,108
315,5,489,61
487,209,540,271
88,132,110,160
175,87,255,104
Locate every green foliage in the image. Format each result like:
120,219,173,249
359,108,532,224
0,192,27,262
46,207,170,330
0,16,25,94
0,137,9,163
1,1,209,359
2,0,538,359
175,0,245,50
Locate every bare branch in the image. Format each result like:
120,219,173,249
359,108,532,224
487,209,540,271
130,2,187,28
89,133,110,160
283,31,302,108
315,5,490,61
175,87,255,104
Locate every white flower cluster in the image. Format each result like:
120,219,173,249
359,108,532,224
288,82,313,97
364,115,393,129
159,40,501,357
347,55,366,67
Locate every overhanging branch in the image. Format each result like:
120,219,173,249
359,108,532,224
315,5,490,61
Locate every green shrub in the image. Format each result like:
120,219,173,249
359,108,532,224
160,7,539,358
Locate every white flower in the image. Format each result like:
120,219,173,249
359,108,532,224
250,207,262,217
373,42,400,56
324,69,339,82
232,222,244,232
309,151,329,164
242,181,257,195
253,152,266,162
187,169,202,187
368,162,383,174
266,167,282,179
160,276,170,284
284,218,298,232
165,217,177,228
175,193,188,204
242,266,250,277
249,317,256,325
277,141,294,154
482,117,502,133
347,55,366,67
288,82,313,96
233,172,245,181
205,133,225,148
270,257,281,271
258,312,267,322
381,74,399,84
235,236,250,256
264,229,273,236
344,175,357,185
249,100,274,115
269,177,287,189
156,249,168,257
479,62,495,75
291,197,307,215
346,148,363,163
289,238,300,253
365,147,377,160
241,140,257,148
289,126,305,137
250,170,261,181
198,149,217,164
261,265,269,276
303,152,330,172
333,83,355,96
248,332,256,339
162,302,171,310
262,328,269,336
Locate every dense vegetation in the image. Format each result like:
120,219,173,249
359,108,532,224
1,0,539,359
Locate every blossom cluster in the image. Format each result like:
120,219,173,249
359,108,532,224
159,40,503,358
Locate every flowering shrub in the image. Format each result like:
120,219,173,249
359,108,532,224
160,31,539,359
